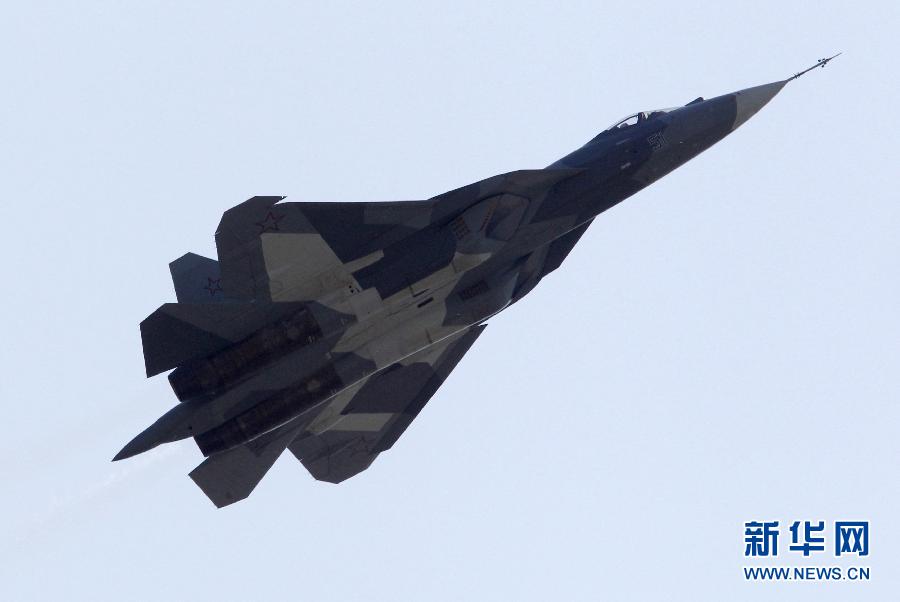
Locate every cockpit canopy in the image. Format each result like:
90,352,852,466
604,107,679,132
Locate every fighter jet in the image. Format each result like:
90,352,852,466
116,58,836,507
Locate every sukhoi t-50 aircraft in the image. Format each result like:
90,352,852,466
116,57,838,507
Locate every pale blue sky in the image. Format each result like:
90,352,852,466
1,1,898,600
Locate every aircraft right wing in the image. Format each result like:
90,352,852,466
186,325,485,507
288,324,487,484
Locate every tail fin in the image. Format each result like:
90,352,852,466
169,253,224,303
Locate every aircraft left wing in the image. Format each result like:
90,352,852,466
214,196,436,302
213,172,583,303
289,324,487,484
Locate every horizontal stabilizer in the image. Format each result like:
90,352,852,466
169,252,224,303
189,421,304,508
140,301,307,376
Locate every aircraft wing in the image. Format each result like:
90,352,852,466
213,170,583,303
288,324,486,484
187,325,485,506
214,196,437,302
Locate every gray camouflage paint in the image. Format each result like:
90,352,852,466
116,78,787,507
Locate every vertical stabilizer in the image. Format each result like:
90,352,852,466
169,252,225,303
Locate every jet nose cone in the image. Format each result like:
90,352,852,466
731,81,787,130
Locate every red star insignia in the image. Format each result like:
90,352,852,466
256,211,285,233
204,278,223,296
